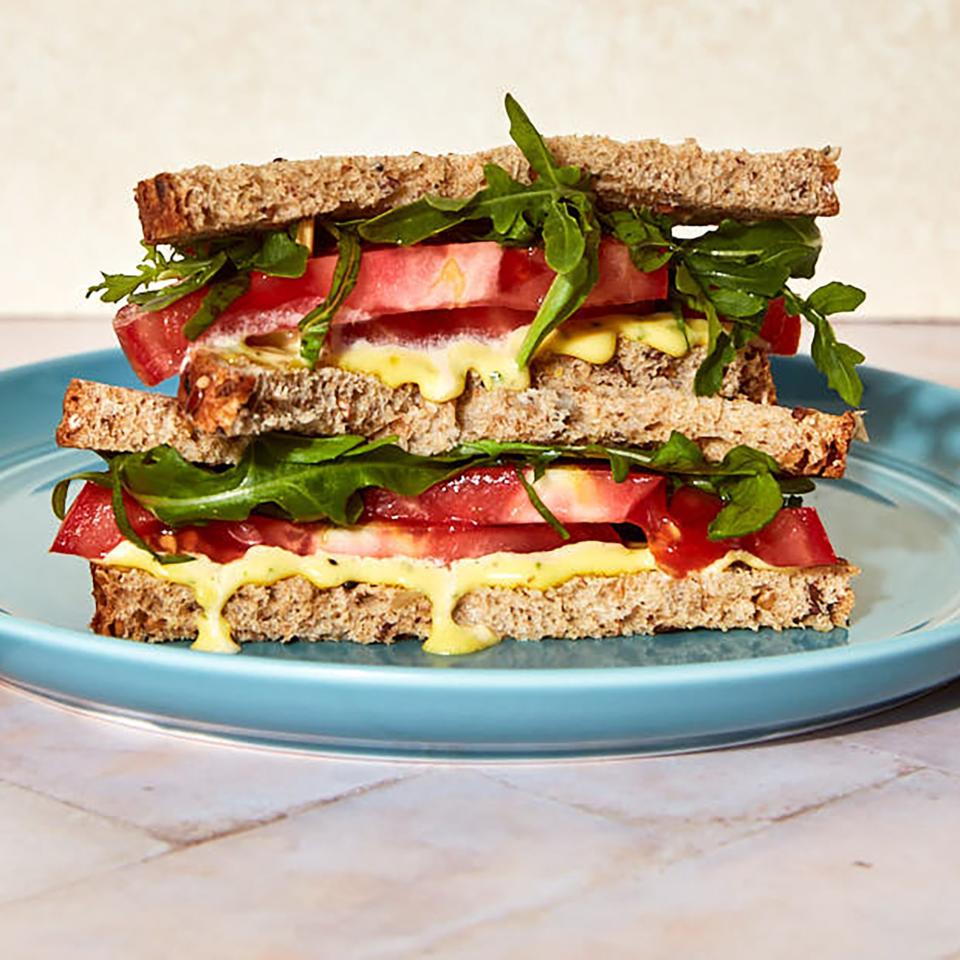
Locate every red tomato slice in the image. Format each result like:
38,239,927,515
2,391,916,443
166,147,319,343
50,482,619,564
316,522,620,563
363,465,663,525
115,240,667,385
50,483,163,559
758,296,801,355
635,485,838,576
745,506,837,567
51,475,839,572
114,291,207,386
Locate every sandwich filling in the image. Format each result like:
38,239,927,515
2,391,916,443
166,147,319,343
90,97,865,409
52,434,842,654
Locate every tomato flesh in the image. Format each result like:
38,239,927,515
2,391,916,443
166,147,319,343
363,465,664,525
50,483,619,564
758,297,801,355
115,240,667,385
53,472,839,574
635,485,838,576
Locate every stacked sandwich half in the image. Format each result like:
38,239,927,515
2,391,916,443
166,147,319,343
52,96,866,655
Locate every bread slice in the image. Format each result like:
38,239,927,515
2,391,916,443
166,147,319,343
57,366,858,477
176,341,856,476
90,561,856,644
57,378,246,464
136,136,841,244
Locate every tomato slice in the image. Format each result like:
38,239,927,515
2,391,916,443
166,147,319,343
115,239,667,385
51,483,165,559
50,483,620,564
364,465,663,525
745,506,837,567
635,485,838,576
758,296,801,355
54,471,840,574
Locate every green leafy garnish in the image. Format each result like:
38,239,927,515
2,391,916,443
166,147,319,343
358,94,601,367
299,225,362,366
87,227,311,342
53,431,812,563
514,466,570,540
784,283,867,406
607,210,866,405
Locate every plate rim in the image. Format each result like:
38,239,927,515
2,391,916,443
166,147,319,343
2,348,960,691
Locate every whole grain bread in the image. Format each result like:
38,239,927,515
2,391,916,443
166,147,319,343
137,136,841,244
177,342,855,476
90,561,856,645
57,379,246,464
58,359,858,477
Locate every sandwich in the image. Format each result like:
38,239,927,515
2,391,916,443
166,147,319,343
51,94,865,655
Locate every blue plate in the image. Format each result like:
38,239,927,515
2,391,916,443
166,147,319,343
1,350,959,757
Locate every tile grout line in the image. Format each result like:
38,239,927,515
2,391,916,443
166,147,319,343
0,779,173,850
388,765,934,960
0,771,421,914
836,735,960,782
478,759,920,866
144,769,421,851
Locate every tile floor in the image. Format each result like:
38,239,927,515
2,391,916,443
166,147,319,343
1,679,960,958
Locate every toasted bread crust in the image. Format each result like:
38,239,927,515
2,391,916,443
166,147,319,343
90,561,857,644
57,354,855,478
57,378,247,464
136,136,840,244
177,345,852,477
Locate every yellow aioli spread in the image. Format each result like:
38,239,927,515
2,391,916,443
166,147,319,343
98,539,784,656
231,313,710,403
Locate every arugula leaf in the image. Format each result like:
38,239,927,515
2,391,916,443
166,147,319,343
182,274,251,340
542,202,585,273
602,209,673,272
516,230,600,366
514,467,570,540
87,244,179,304
808,280,866,316
246,229,311,276
504,93,582,188
680,218,821,316
358,199,475,245
784,284,866,406
109,437,466,529
299,225,362,365
87,228,311,342
646,431,707,472
611,211,865,405
708,472,783,539
357,161,555,248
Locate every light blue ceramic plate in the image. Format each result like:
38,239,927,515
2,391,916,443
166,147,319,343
1,350,959,758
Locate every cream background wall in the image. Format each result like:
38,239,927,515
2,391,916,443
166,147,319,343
1,0,957,319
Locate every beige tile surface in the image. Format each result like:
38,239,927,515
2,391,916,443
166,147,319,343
486,738,912,859
841,683,960,776
0,781,166,906
0,770,660,959
423,770,960,960
0,686,410,844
